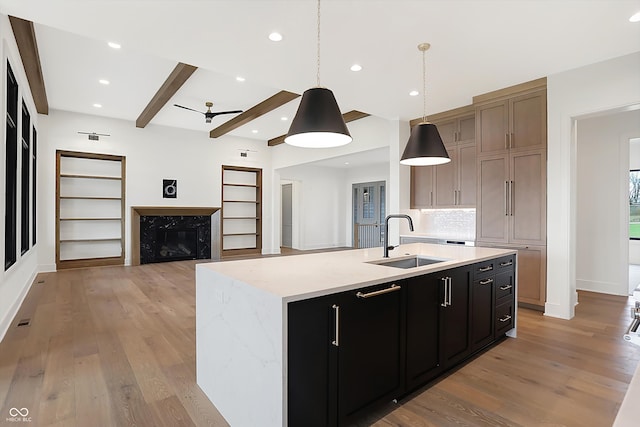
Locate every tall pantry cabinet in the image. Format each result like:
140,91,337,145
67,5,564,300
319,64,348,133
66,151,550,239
474,78,547,309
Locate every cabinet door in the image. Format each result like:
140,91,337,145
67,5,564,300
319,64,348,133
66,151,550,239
406,274,442,390
457,114,476,145
457,143,476,207
410,166,434,208
338,282,404,424
434,148,456,207
516,245,546,308
476,100,508,155
510,149,546,245
476,155,509,243
509,90,546,152
288,295,338,427
471,274,494,351
434,119,456,147
439,267,472,367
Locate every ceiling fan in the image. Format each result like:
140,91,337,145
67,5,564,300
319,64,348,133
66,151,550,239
173,101,242,123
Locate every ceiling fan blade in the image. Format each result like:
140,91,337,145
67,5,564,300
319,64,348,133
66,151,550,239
173,104,205,114
211,110,243,117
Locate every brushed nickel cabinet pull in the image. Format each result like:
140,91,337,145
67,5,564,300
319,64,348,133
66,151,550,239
478,265,493,272
332,304,339,347
441,278,448,307
356,284,401,299
499,314,512,323
500,261,513,267
505,181,509,216
479,278,494,285
500,285,513,291
448,277,452,306
510,180,514,216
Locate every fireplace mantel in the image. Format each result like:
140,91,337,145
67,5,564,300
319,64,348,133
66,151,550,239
131,206,220,265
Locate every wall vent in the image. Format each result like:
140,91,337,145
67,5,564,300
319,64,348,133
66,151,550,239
17,319,31,327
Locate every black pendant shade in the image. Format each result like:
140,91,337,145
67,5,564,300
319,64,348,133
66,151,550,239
284,87,352,148
400,122,451,166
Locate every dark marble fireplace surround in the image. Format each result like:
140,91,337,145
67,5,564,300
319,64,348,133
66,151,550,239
131,207,220,265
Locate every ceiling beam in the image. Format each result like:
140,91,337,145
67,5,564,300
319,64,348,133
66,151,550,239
209,90,300,138
267,110,370,147
136,62,198,128
9,16,48,115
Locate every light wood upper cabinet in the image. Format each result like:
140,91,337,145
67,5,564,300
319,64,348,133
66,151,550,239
410,106,476,209
476,88,546,155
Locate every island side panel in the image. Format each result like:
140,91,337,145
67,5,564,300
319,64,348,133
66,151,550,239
196,265,284,427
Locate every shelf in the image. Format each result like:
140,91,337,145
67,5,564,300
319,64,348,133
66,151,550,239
60,238,122,243
223,183,259,188
60,173,122,180
224,217,260,220
59,217,122,221
60,196,122,200
223,200,260,204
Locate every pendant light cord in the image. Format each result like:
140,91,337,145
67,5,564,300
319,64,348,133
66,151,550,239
422,48,427,123
317,0,321,87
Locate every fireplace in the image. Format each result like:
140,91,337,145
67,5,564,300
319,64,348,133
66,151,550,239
131,207,220,265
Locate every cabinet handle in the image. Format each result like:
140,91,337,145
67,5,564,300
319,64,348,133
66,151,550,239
430,191,433,206
505,181,509,216
441,278,448,307
332,304,339,347
479,278,493,285
356,284,401,299
500,285,513,291
478,265,493,272
499,314,512,323
510,180,514,216
500,261,513,267
510,132,514,149
505,133,509,150
448,277,452,306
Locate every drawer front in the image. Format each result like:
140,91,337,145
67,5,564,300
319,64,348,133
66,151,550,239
495,254,515,273
495,302,514,336
473,260,496,279
495,271,515,305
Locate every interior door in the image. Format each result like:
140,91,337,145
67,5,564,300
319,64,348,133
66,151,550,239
353,181,385,248
281,183,292,248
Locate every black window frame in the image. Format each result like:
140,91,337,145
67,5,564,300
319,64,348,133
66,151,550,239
20,100,30,254
5,61,18,270
32,127,37,246
630,169,640,241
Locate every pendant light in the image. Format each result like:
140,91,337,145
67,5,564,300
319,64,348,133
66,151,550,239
284,0,352,148
400,43,450,166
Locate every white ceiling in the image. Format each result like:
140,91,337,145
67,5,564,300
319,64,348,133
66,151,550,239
1,0,639,144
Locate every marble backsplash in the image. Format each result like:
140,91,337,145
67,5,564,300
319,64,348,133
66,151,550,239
409,209,476,240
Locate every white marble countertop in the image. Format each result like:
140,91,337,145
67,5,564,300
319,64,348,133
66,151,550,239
196,243,515,302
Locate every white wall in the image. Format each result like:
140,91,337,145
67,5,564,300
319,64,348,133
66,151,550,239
0,14,40,340
575,110,640,295
38,110,273,267
547,51,640,319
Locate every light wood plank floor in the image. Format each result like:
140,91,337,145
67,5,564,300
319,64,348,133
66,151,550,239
1,260,639,426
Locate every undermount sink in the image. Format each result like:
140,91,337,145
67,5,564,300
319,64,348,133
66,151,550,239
370,255,450,269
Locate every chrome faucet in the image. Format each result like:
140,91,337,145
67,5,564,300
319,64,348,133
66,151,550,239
383,214,414,257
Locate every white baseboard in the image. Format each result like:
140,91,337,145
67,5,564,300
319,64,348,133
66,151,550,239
576,278,628,296
0,271,37,343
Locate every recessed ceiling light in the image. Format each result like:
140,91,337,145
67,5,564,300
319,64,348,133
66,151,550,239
350,64,362,72
93,103,102,108
252,129,258,134
268,32,283,42
236,76,246,82
107,41,121,49
630,11,640,22
281,116,288,121
99,79,110,85
344,162,350,165
409,90,419,97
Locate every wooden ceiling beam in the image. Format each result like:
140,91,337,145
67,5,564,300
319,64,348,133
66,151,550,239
267,110,370,147
209,90,300,138
9,16,48,115
136,62,198,128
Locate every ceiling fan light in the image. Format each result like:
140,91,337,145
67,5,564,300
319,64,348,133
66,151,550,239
400,122,450,166
285,87,352,148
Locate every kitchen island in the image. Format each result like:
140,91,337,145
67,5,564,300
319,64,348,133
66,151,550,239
196,243,517,426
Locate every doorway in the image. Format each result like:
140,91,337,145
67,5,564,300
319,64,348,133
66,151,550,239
281,183,293,248
352,181,385,248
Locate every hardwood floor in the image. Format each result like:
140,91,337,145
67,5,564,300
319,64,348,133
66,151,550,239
1,261,639,426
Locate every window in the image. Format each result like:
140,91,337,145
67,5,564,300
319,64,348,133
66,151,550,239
21,101,30,254
5,62,18,269
630,169,640,240
32,127,37,245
